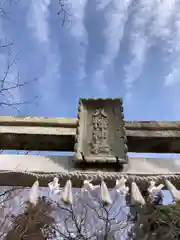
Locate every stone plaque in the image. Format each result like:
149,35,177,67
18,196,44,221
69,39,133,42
74,98,128,163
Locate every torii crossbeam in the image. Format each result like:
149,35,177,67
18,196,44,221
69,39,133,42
0,98,180,193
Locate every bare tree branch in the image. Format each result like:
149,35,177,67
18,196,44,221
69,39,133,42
52,190,132,240
58,0,71,26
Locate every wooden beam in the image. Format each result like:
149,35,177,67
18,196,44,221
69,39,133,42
0,116,180,153
0,154,179,188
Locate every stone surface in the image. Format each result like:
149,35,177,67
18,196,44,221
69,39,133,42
0,154,180,187
0,116,180,153
74,98,128,163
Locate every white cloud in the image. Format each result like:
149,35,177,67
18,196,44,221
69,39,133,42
148,0,178,87
164,3,180,86
66,0,88,84
27,0,62,106
150,0,176,40
94,0,132,96
96,0,111,10
124,34,148,91
165,67,180,86
124,0,156,99
27,0,51,44
124,0,179,92
40,52,61,106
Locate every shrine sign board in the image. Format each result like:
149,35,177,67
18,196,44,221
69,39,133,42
74,98,128,163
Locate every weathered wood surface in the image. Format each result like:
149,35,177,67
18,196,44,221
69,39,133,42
0,154,180,187
0,116,180,153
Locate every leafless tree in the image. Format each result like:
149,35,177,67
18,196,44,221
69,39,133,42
5,196,56,239
0,1,38,237
0,187,24,238
50,189,133,240
0,186,135,239
0,1,37,114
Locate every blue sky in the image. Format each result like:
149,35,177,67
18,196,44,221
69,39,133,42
0,0,180,120
1,0,180,204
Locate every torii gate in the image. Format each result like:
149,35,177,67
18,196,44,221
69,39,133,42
0,98,180,205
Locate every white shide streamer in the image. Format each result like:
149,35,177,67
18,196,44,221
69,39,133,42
29,175,180,206
48,177,60,194
82,180,100,197
82,180,100,192
101,180,112,205
115,176,129,196
61,180,73,205
131,181,145,206
148,181,164,194
29,180,39,205
165,179,180,203
148,180,164,198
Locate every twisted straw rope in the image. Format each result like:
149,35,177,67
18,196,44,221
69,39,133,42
0,170,180,182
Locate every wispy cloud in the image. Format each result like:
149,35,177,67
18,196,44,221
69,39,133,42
40,52,61,106
149,0,177,86
27,0,62,107
93,0,132,96
96,0,111,10
164,3,180,86
165,67,180,86
150,0,175,41
65,0,88,84
27,0,51,44
124,0,178,97
124,0,156,100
